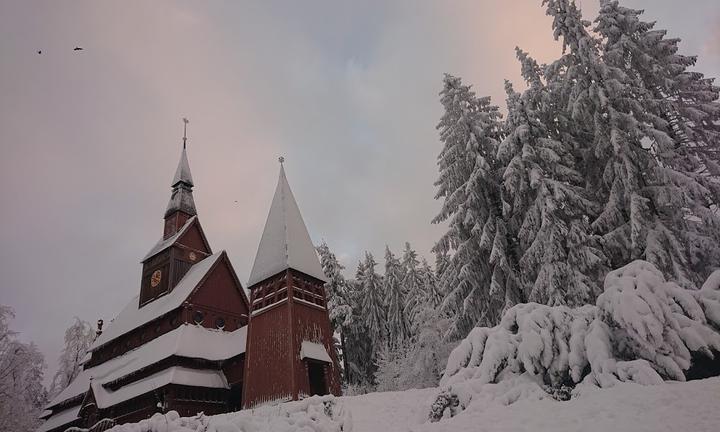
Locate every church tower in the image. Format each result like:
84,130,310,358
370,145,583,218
138,128,212,307
242,159,341,408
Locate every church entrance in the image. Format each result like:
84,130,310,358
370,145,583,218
307,362,328,396
228,383,243,412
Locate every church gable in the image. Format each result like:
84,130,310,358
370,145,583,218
187,252,250,330
176,219,212,255
140,218,213,305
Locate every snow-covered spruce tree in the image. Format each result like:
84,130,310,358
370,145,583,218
543,0,702,287
431,261,720,419
498,50,607,307
0,306,48,432
433,74,516,339
420,258,443,309
596,0,720,165
384,246,409,347
594,0,720,281
401,242,425,332
434,248,450,284
317,242,353,332
360,253,386,361
49,317,95,397
317,242,356,384
339,260,375,389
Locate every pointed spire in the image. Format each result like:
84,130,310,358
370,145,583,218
247,159,327,286
171,147,194,187
165,126,197,218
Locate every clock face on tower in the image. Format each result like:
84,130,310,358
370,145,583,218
150,270,162,287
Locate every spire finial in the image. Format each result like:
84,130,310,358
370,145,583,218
278,156,285,165
182,117,189,149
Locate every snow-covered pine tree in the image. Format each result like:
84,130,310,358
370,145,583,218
384,246,409,347
498,49,607,307
420,258,443,309
339,259,375,389
316,242,353,331
433,248,450,283
316,242,356,384
360,252,386,350
596,0,720,166
542,0,701,287
594,0,720,281
49,317,94,397
433,74,514,339
401,242,425,332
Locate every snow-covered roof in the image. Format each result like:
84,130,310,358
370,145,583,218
299,341,332,363
142,215,197,262
47,324,246,410
172,147,194,187
247,164,327,287
92,366,227,409
45,369,92,410
91,252,223,351
37,404,80,432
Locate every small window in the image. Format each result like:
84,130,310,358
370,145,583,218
193,310,204,325
215,317,225,329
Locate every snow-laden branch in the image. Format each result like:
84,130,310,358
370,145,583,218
431,261,720,420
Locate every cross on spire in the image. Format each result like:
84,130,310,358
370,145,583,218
182,117,189,149
278,156,285,164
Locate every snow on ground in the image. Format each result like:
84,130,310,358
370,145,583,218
105,377,720,432
409,378,720,432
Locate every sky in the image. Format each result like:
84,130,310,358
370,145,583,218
1,0,718,384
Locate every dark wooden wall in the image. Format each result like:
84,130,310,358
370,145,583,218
242,269,341,408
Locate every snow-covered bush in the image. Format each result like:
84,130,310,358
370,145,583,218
105,395,351,432
431,261,720,420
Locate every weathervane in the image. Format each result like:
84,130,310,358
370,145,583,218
182,117,189,149
278,156,285,164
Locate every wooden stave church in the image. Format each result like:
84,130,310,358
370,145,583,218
38,144,341,432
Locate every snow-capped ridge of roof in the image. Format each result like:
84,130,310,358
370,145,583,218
247,164,327,286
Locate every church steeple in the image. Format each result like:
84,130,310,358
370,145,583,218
243,158,340,407
163,121,197,239
247,158,327,286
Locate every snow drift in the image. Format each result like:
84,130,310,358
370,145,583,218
433,261,720,420
103,395,350,432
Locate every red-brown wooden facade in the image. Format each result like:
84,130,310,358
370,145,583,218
243,268,341,408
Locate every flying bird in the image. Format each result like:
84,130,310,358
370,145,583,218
73,47,83,51
37,50,42,55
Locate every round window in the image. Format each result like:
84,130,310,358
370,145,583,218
215,317,225,329
193,311,204,324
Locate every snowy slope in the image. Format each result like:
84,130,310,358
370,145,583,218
104,378,720,432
